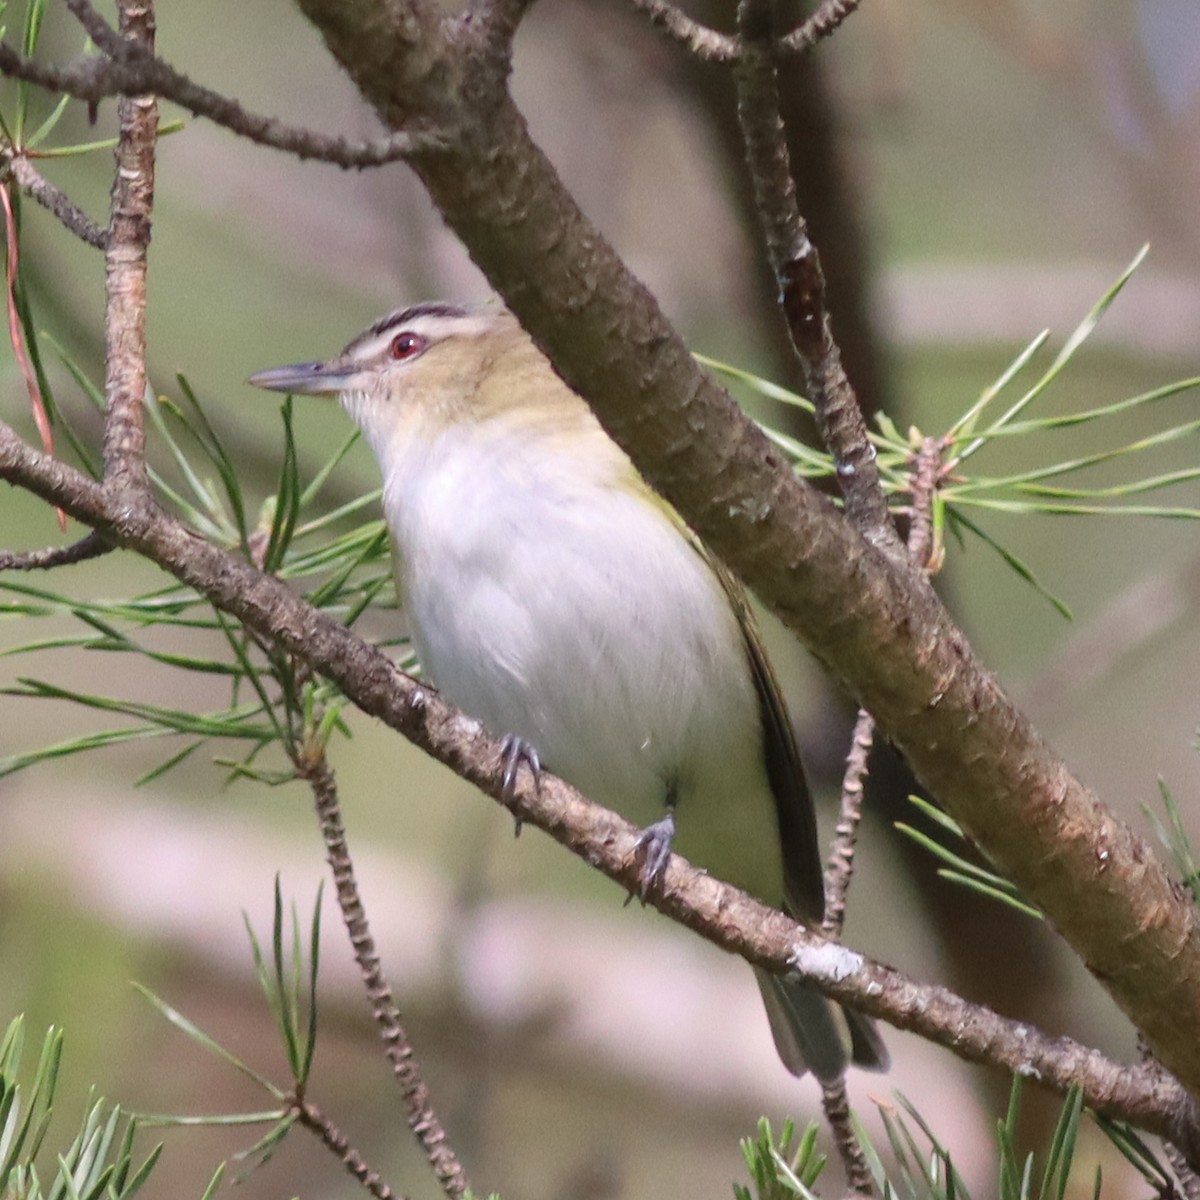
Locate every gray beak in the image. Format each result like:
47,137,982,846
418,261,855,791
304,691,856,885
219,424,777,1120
247,360,353,396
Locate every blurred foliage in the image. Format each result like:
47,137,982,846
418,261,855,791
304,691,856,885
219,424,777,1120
136,879,321,1183
736,1081,1174,1200
0,1014,222,1200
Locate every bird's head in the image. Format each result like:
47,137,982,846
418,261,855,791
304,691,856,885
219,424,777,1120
249,302,574,447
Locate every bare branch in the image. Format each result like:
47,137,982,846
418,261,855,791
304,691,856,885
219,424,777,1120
100,0,155,490
4,154,107,249
293,1097,408,1200
734,0,899,552
628,0,863,61
780,0,864,54
0,44,444,167
628,0,739,62
298,751,470,1199
0,530,109,570
1,424,1197,1161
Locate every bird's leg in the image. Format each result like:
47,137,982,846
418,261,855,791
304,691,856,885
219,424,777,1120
631,781,678,901
499,733,541,837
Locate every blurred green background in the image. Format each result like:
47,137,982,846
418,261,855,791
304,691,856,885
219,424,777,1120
3,0,1200,1196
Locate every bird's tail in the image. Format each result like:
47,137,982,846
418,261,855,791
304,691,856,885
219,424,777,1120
754,968,889,1083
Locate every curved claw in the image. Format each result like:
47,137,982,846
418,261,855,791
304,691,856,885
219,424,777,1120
499,734,541,837
631,811,676,902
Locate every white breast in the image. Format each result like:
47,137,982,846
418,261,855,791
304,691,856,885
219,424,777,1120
377,417,787,902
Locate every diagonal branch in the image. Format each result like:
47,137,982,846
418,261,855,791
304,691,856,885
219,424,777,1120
3,153,107,248
1,421,1198,1163
292,1098,406,1200
63,0,126,56
299,751,470,1199
627,0,739,62
0,44,444,167
780,0,863,54
279,9,1200,1106
627,0,863,61
0,530,109,570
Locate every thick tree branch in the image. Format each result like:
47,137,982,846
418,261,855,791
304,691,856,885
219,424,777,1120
1,423,1197,1161
282,9,1200,1104
0,43,443,167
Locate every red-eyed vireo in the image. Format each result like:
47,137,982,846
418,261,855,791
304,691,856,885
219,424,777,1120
250,303,886,1082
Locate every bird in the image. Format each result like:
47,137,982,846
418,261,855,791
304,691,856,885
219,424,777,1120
250,301,887,1082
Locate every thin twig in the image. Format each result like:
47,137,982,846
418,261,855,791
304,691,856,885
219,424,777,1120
628,0,862,61
0,530,109,570
62,0,125,56
823,438,945,914
297,751,471,1200
627,0,739,62
780,0,863,54
293,1097,407,1200
0,43,446,167
822,442,944,1050
4,154,107,249
823,707,874,939
734,0,900,554
821,1078,874,1194
100,0,155,490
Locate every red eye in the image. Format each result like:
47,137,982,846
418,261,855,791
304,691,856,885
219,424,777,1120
389,331,425,361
